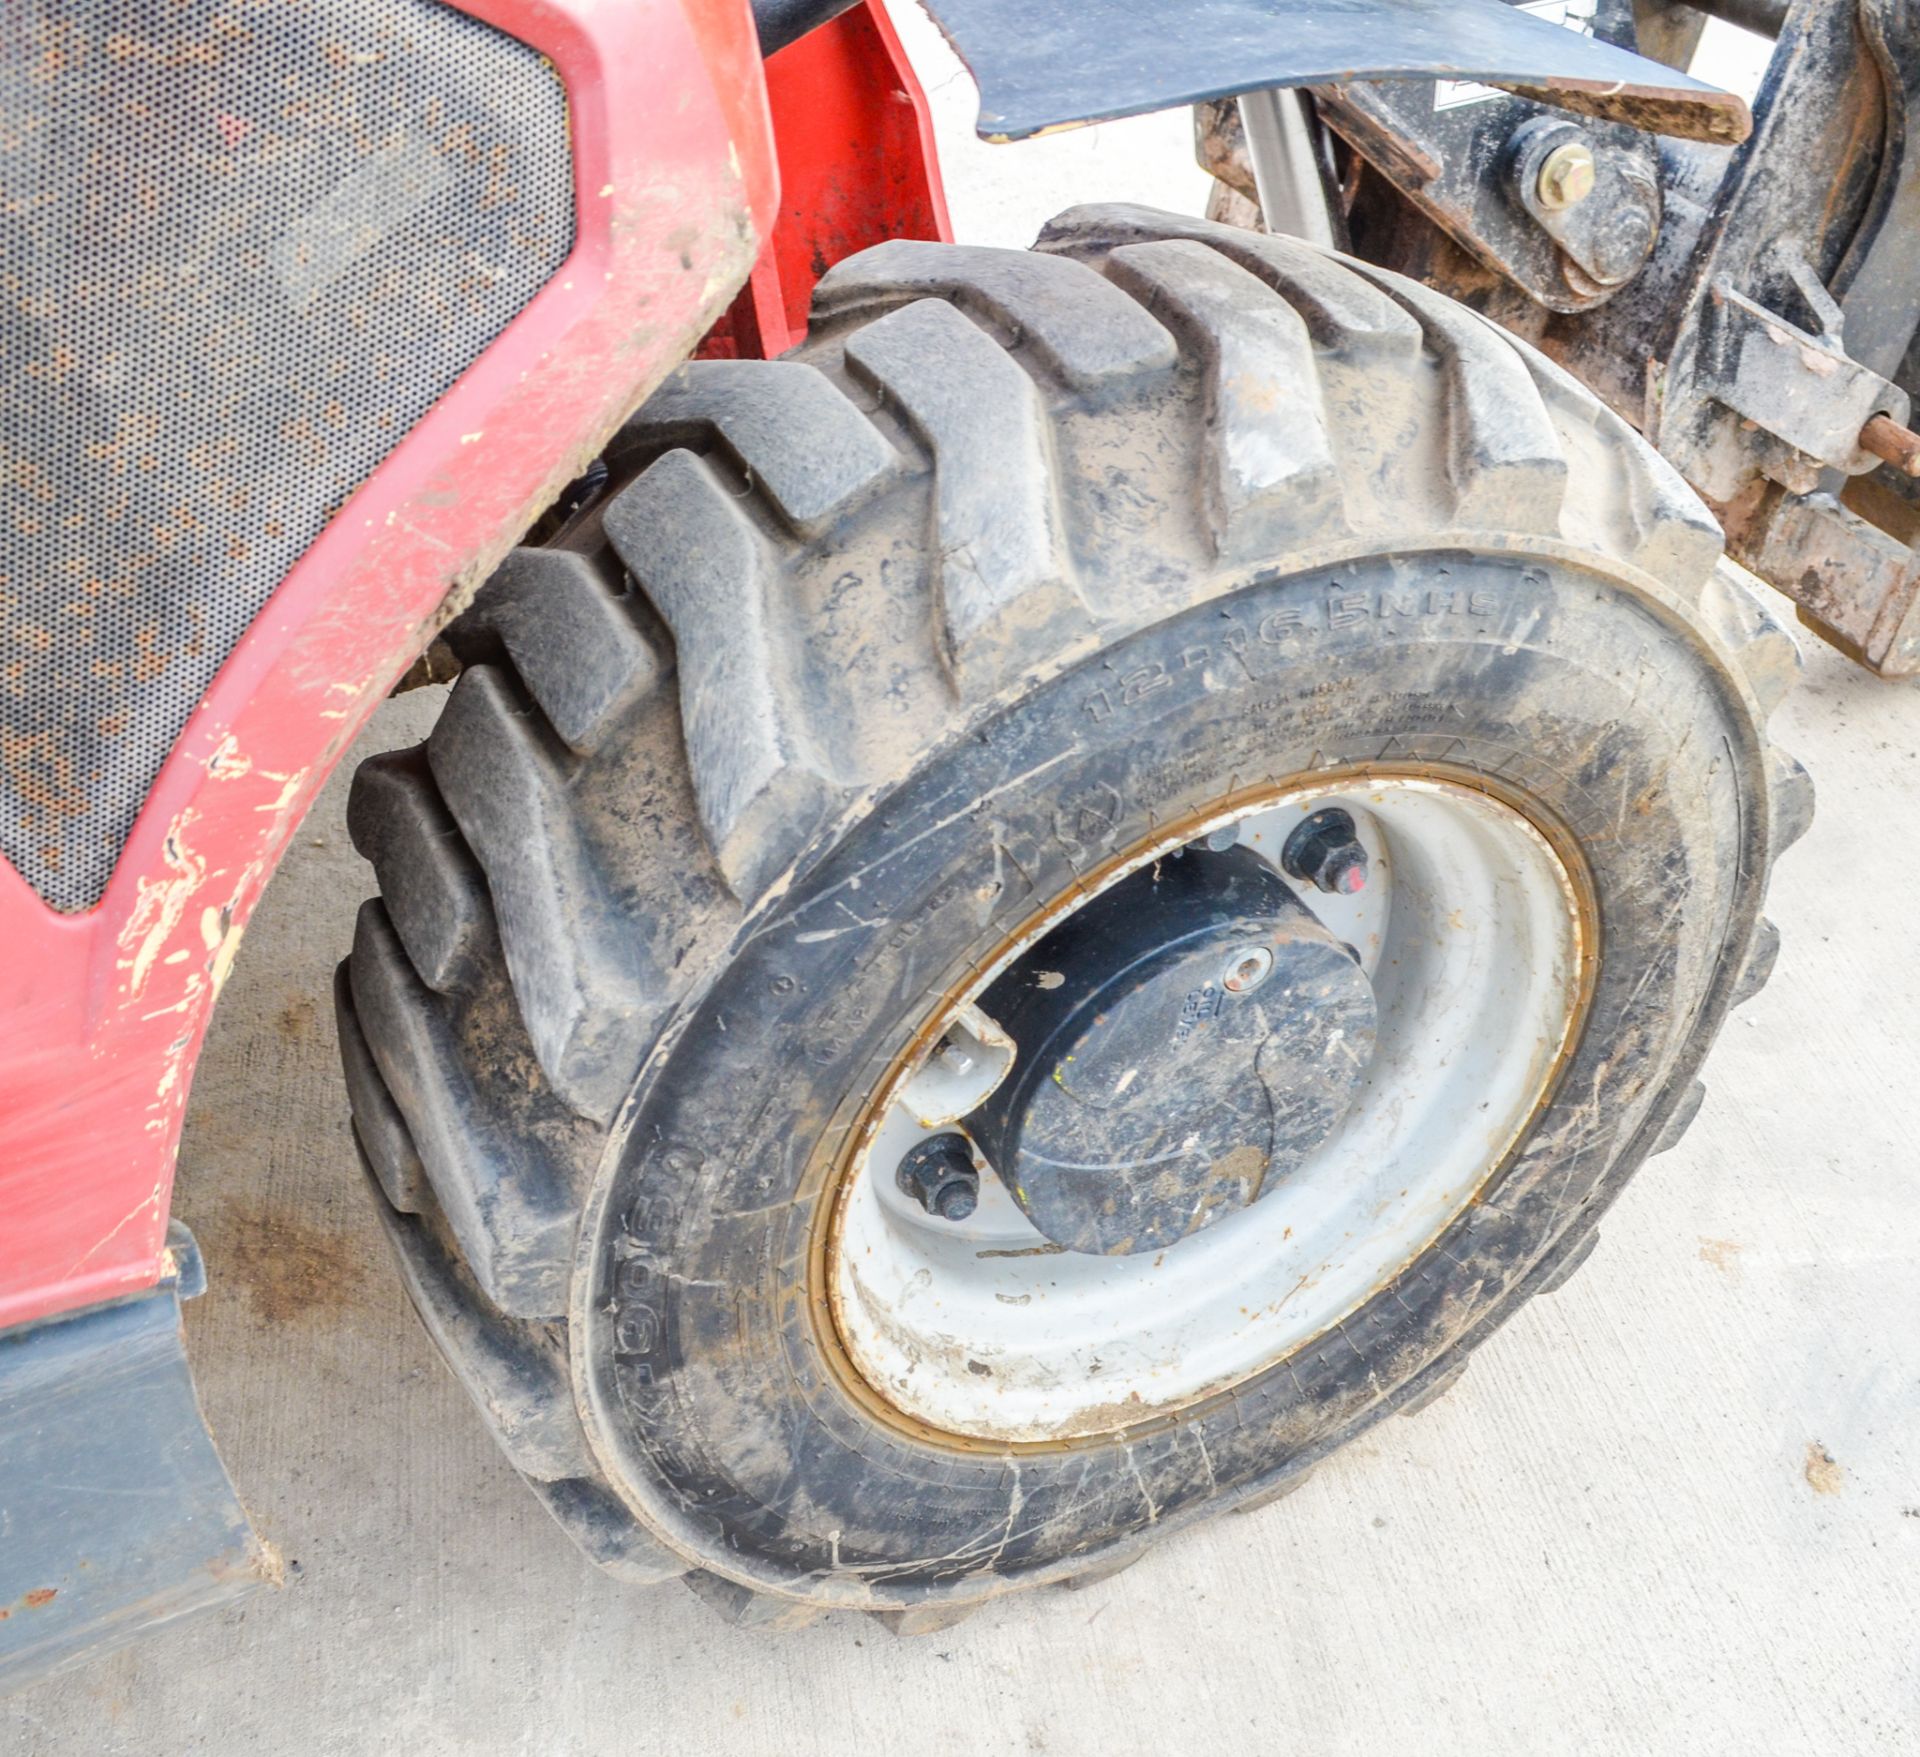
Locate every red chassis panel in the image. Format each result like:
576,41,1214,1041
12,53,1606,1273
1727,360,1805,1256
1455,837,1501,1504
706,0,952,359
0,0,777,1332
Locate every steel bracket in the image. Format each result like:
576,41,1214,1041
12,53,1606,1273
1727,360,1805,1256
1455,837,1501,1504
1733,487,1920,676
1701,274,1909,484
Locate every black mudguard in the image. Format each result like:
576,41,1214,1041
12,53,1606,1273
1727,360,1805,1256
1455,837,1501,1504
919,0,1748,144
0,1229,270,1690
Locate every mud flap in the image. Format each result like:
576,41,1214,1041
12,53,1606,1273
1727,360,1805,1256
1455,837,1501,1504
0,1227,272,1690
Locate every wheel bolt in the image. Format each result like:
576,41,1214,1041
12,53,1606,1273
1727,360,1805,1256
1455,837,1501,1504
895,1133,980,1221
1282,808,1370,896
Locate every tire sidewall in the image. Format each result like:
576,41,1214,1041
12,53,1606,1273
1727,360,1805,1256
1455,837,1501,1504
576,549,1769,1603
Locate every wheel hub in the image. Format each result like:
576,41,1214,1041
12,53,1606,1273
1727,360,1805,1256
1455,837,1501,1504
965,844,1378,1255
821,773,1592,1445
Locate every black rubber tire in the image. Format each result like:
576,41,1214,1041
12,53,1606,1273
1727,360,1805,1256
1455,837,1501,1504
336,205,1811,1623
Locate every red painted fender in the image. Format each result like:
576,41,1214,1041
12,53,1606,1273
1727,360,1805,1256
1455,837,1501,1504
0,0,777,1332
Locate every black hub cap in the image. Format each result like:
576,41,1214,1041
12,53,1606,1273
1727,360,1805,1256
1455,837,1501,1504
965,843,1378,1255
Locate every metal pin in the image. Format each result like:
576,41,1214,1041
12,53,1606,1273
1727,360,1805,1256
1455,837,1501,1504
1861,413,1920,478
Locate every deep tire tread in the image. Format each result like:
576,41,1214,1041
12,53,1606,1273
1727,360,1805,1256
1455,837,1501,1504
1103,239,1343,559
813,238,1180,393
601,448,840,897
347,898,583,1319
340,204,1811,1609
428,664,655,1122
442,546,666,756
333,961,429,1214
840,295,1092,685
626,359,904,540
346,746,495,998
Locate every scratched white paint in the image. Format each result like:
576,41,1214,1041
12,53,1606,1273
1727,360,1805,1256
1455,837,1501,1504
116,809,209,1000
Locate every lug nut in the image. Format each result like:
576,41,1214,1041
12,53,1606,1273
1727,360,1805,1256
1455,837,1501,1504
1281,808,1370,897
1536,140,1597,210
895,1133,980,1221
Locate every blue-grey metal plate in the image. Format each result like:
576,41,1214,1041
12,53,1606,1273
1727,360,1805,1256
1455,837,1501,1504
919,0,1749,144
0,1267,269,1690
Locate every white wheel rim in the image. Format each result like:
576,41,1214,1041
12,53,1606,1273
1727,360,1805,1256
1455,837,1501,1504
821,773,1592,1446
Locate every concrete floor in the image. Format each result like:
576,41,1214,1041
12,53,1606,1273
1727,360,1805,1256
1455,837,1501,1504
9,17,1919,1754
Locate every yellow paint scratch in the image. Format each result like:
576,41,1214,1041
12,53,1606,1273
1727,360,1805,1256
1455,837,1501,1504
65,1179,166,1277
118,811,208,1001
205,734,252,781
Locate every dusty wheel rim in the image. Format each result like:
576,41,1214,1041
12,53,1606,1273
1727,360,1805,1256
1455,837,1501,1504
815,769,1596,1447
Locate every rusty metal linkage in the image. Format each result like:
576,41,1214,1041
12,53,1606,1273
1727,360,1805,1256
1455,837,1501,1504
1860,414,1920,480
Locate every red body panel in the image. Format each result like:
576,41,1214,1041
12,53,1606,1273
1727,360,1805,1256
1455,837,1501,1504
0,0,778,1331
704,0,952,359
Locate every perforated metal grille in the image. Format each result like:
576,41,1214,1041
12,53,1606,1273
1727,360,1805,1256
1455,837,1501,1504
1,1,573,910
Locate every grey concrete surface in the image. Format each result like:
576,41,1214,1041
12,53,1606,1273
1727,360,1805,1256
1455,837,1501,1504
9,20,1919,1755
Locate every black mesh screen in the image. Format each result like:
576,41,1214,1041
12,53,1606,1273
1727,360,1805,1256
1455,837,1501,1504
1,1,574,909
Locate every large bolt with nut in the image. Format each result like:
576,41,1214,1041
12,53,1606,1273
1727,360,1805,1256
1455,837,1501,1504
1281,808,1370,896
1536,140,1597,210
895,1133,981,1221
